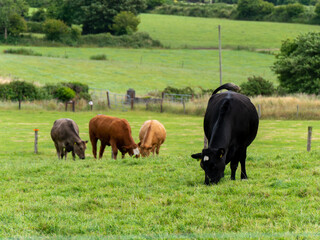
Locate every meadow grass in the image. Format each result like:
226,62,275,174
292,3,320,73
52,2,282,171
0,46,276,93
139,14,320,49
0,109,320,238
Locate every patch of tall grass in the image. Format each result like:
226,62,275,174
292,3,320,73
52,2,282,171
2,94,320,119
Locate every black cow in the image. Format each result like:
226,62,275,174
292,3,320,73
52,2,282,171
191,83,259,185
51,118,88,160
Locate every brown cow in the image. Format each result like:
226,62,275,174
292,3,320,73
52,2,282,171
138,120,166,157
89,115,140,159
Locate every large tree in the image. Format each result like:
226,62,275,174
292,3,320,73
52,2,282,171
0,0,28,39
272,32,320,94
48,0,146,34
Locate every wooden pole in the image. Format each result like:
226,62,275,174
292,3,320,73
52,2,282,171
34,129,39,154
258,104,261,119
183,99,186,114
106,91,111,109
19,99,21,110
218,25,222,86
296,105,299,118
130,93,134,110
65,102,68,111
72,101,75,112
307,126,312,152
161,92,164,113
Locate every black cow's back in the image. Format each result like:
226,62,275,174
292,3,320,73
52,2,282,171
204,91,259,149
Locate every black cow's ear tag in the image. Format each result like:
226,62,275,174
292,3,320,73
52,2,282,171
220,154,223,158
74,142,77,145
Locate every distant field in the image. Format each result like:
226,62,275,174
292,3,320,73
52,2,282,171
0,46,275,94
0,109,320,237
139,14,320,49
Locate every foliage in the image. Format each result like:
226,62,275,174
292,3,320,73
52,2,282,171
146,0,167,10
79,32,162,48
111,11,141,36
47,0,146,35
240,76,275,96
26,21,43,33
62,82,89,94
30,7,46,22
90,54,107,61
8,13,27,36
54,86,75,102
236,0,274,20
25,0,51,8
0,0,29,39
163,86,195,95
3,47,42,56
152,3,236,19
0,80,45,101
43,19,69,41
272,32,320,94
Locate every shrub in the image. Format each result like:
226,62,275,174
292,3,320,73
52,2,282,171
272,32,320,94
90,54,107,61
62,82,89,94
54,87,75,102
3,48,42,56
26,21,43,33
240,76,275,96
0,81,43,101
8,14,27,36
163,86,195,95
43,19,69,41
111,11,140,36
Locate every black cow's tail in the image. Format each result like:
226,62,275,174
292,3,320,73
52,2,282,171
212,83,240,95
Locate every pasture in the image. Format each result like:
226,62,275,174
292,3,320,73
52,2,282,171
0,109,320,238
139,14,320,49
0,46,275,93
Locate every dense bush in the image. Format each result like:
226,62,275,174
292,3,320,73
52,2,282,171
240,76,275,96
0,81,46,101
54,87,76,102
8,14,27,36
153,3,237,19
90,54,107,61
111,11,140,36
43,19,69,41
237,0,274,20
272,32,320,94
163,86,195,95
26,21,43,33
80,32,162,48
3,48,42,56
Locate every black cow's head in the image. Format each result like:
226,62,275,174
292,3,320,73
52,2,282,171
74,140,88,159
191,148,226,185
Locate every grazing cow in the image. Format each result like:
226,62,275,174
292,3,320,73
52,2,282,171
138,120,166,157
89,115,139,159
191,83,259,185
51,118,88,160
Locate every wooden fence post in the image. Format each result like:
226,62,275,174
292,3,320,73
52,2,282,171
65,102,68,111
307,126,312,152
258,104,261,118
19,99,21,110
160,92,164,113
34,129,39,154
72,101,75,112
183,99,186,114
296,105,299,118
106,91,111,109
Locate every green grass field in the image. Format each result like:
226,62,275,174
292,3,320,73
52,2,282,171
139,14,320,49
0,46,276,94
0,109,320,238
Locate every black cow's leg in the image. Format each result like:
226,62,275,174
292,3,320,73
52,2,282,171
54,143,60,159
230,160,239,180
204,174,210,185
72,151,76,161
240,148,248,180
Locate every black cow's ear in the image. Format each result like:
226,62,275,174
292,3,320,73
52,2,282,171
218,148,225,158
191,153,202,160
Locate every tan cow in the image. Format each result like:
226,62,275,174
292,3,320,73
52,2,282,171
138,120,166,157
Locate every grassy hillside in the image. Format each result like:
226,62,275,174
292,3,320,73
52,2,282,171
0,109,320,237
0,46,275,94
139,14,320,49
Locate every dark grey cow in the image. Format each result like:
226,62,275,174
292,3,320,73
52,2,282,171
51,118,88,160
191,83,259,185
